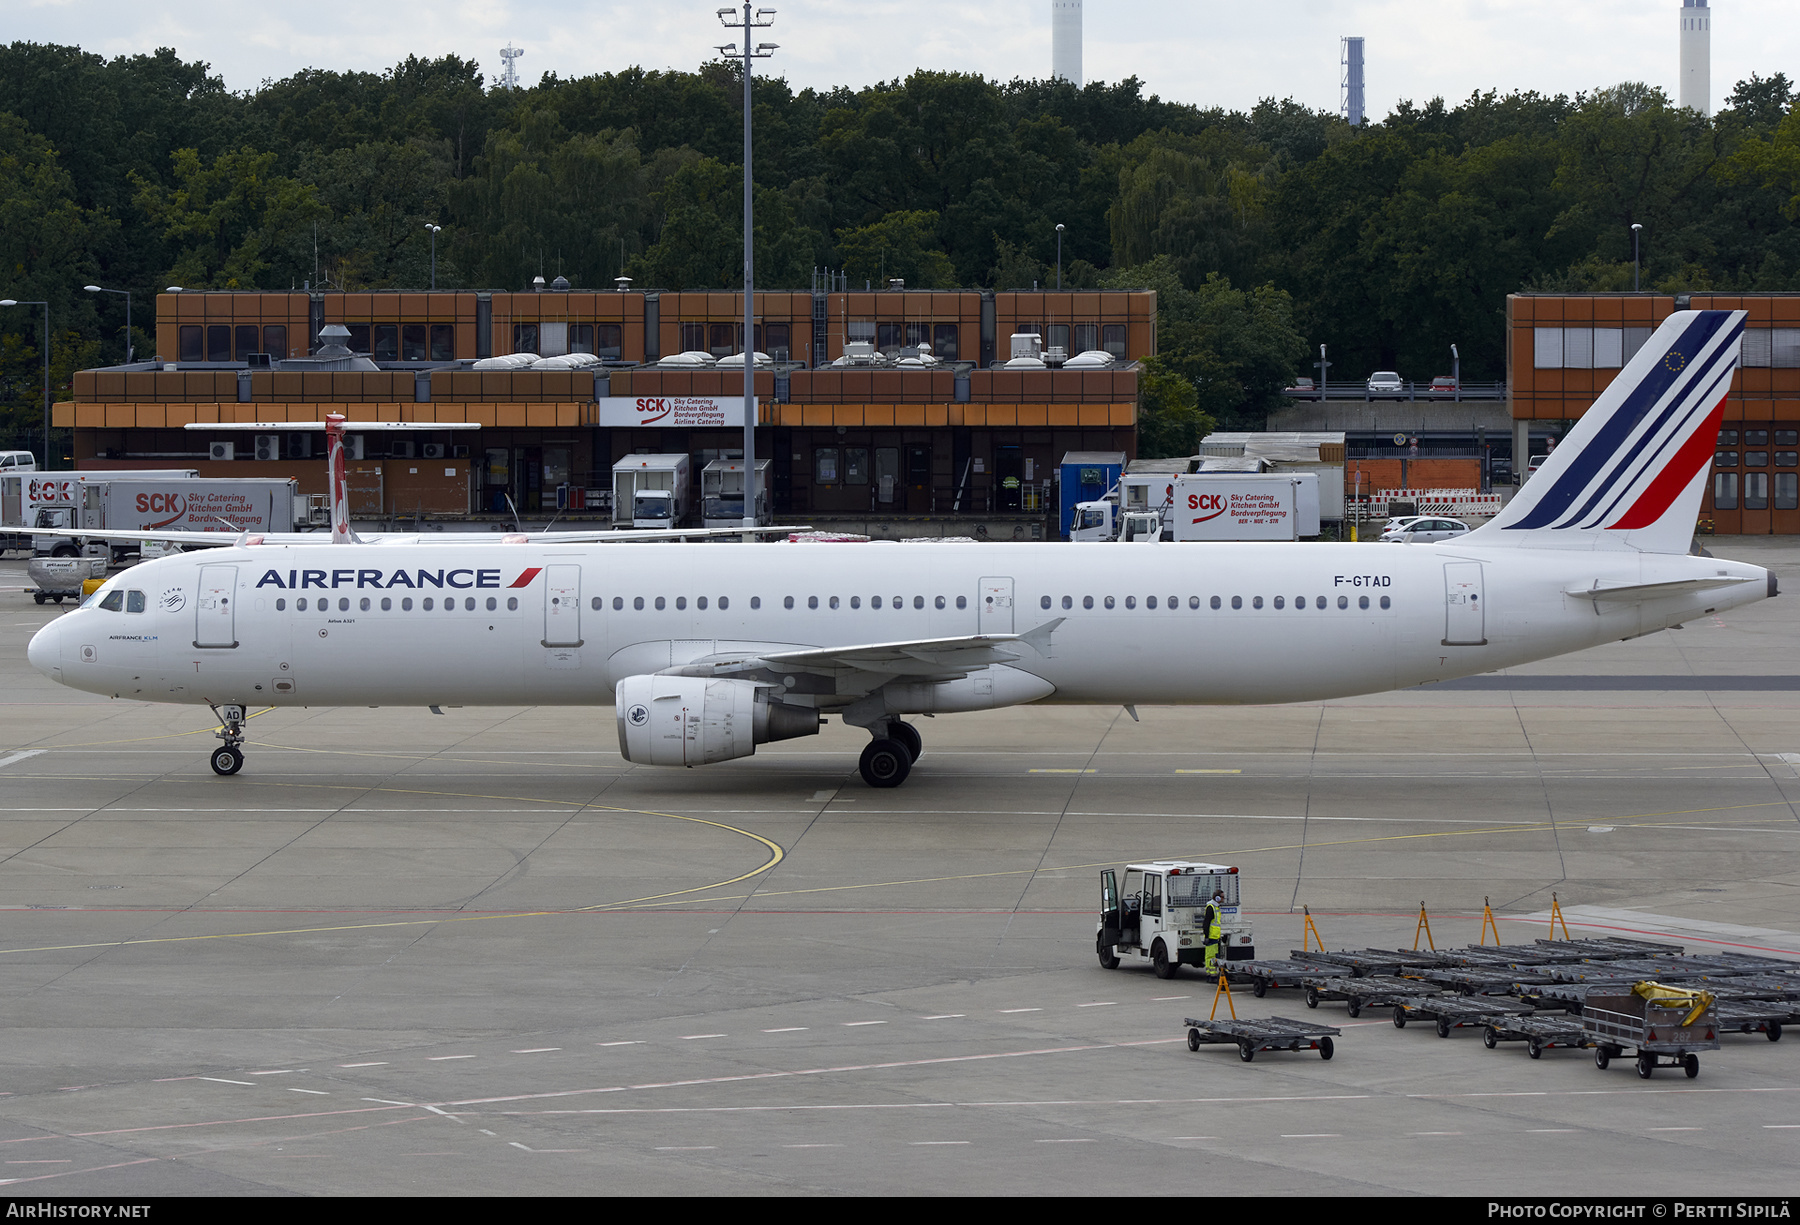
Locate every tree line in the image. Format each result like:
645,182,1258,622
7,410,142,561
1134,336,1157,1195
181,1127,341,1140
2,41,1798,457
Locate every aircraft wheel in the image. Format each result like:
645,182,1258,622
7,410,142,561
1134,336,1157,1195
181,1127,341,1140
887,721,922,763
210,746,244,777
858,739,911,788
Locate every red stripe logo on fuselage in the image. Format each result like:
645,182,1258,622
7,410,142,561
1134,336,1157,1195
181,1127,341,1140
508,567,543,588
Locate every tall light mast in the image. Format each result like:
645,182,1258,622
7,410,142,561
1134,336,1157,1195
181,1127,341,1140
1679,0,1712,116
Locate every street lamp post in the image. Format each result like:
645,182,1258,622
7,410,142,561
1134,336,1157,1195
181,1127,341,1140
1055,223,1064,290
719,5,777,532
1631,223,1643,292
1316,343,1331,400
426,225,442,290
0,299,50,468
84,284,133,364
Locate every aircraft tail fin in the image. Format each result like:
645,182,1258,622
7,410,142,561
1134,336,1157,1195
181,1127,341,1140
1468,309,1744,555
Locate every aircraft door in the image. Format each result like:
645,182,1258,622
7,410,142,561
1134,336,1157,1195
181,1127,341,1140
978,576,1013,634
1443,562,1487,646
194,565,238,648
543,564,583,647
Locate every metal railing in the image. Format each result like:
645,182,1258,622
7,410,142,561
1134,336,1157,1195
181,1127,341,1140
1282,380,1507,402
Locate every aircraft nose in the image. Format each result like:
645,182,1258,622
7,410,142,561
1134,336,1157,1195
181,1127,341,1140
27,617,62,680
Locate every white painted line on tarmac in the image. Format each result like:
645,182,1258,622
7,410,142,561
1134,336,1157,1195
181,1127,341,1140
655,1146,715,1151
681,1034,726,1040
598,1041,644,1047
340,1063,387,1068
784,1144,843,1148
910,1141,969,1146
998,1008,1041,1014
427,1055,476,1061
287,1088,329,1095
1029,769,1095,774
1282,1134,1341,1138
1176,769,1240,774
922,1015,964,1020
843,1021,886,1027
363,1098,412,1105
1037,1138,1095,1143
763,1028,808,1033
512,1048,561,1054
197,1077,254,1086
1649,1127,1700,1132
0,751,44,770
1076,1002,1116,1008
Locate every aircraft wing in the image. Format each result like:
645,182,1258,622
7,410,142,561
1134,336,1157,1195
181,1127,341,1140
671,619,1066,684
1565,576,1758,602
10,524,805,548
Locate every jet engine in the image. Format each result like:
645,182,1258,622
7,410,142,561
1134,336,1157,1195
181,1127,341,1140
615,675,821,767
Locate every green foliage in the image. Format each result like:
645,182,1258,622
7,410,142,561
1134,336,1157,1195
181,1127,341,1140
837,211,956,288
131,147,325,289
1134,355,1212,458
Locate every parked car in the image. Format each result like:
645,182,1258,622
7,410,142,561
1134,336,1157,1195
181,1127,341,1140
1379,517,1471,544
1284,377,1317,396
1429,376,1458,394
1488,458,1515,485
1526,454,1549,480
1367,371,1404,394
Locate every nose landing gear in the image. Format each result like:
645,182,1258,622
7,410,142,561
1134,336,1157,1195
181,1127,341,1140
208,704,246,776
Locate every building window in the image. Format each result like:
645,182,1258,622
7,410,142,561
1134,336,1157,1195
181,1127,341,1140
512,323,538,356
844,448,869,485
179,326,203,363
371,324,398,361
1102,324,1126,359
681,322,706,353
933,324,959,360
1716,451,1738,468
264,325,289,359
815,448,839,484
346,324,371,354
402,324,428,361
206,325,230,362
1777,473,1799,510
709,323,738,356
1746,472,1769,510
234,325,260,362
1715,473,1738,509
760,322,790,361
1747,451,1769,467
1047,323,1069,354
1072,323,1098,353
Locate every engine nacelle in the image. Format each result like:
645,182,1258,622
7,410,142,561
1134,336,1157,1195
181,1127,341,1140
615,675,820,767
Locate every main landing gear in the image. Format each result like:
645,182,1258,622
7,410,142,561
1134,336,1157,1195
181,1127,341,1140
859,721,922,788
209,704,246,776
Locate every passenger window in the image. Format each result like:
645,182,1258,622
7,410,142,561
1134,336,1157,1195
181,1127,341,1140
126,590,146,613
1189,596,1201,609
1083,596,1094,610
698,597,708,610
655,597,666,610
339,597,350,611
808,596,818,609
718,597,728,610
1104,596,1115,609
1126,596,1137,609
1210,596,1221,609
1231,596,1242,609
1252,596,1263,609
507,598,518,610
914,596,924,609
1380,596,1391,609
829,596,840,609
750,597,760,609
381,597,391,611
486,597,497,611
276,598,287,611
423,597,435,610
634,597,645,610
1145,596,1156,609
676,597,687,610
1316,596,1327,609
1337,596,1349,609
1041,595,1052,610
1062,596,1072,610
464,597,475,611
591,597,601,611
359,597,371,611
403,598,413,611
935,596,946,609
956,596,967,610
1274,596,1285,609
851,596,862,609
612,597,623,610
1359,595,1369,609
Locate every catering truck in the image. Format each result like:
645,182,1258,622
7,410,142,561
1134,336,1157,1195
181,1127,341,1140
612,454,692,528
31,476,299,561
1167,473,1320,541
4,470,197,553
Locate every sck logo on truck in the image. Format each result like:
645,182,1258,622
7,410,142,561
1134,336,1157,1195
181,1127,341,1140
136,492,186,515
1188,492,1227,524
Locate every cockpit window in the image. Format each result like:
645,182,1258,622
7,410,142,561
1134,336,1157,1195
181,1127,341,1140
126,590,146,613
98,590,124,612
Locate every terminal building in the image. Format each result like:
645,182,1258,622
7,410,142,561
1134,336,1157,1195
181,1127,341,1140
1509,292,1800,536
57,286,1150,539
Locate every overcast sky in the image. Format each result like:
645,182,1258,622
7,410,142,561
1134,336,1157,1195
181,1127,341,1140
10,1,1796,117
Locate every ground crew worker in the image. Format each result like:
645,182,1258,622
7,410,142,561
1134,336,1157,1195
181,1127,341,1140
1201,889,1226,974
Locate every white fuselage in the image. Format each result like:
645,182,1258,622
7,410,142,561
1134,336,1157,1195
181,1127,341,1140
28,540,1770,712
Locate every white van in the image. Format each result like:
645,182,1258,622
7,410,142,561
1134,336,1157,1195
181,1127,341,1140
0,451,36,473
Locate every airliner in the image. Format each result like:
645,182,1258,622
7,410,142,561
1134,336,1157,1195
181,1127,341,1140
26,310,1773,787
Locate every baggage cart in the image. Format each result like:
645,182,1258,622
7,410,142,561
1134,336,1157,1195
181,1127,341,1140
1217,959,1340,997
1583,983,1719,1078
1392,993,1536,1037
28,555,105,604
1301,974,1438,1018
1481,1015,1591,1058
1183,1015,1341,1062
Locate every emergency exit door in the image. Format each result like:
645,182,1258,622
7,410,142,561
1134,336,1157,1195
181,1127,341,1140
979,576,1013,634
194,565,238,648
543,564,583,647
1443,562,1486,646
